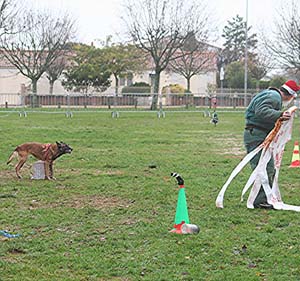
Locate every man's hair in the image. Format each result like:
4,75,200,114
279,86,291,96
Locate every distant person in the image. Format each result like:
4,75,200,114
211,96,217,110
244,80,300,209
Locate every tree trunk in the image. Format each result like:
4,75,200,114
32,79,37,94
31,79,38,108
114,73,119,96
150,72,160,110
49,80,55,95
187,77,191,92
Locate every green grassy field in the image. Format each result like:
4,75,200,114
1,111,300,281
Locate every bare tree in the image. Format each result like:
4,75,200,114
169,33,218,92
0,0,19,37
248,52,273,89
46,55,69,94
264,2,300,75
0,9,76,104
123,0,212,109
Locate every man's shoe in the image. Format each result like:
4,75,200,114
254,203,274,209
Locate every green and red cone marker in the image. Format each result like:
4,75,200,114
170,173,199,234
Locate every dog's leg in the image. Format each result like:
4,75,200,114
44,161,51,180
49,162,55,180
15,156,27,179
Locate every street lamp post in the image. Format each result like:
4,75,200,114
244,0,249,107
220,66,224,94
111,58,120,118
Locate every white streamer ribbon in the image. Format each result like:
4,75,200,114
216,106,300,212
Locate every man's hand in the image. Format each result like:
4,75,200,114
280,111,291,121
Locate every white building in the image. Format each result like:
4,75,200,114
0,42,220,106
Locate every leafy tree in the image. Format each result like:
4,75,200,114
62,44,111,93
123,0,212,109
103,43,146,95
222,15,257,65
225,61,253,89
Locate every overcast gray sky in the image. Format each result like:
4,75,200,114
29,0,287,46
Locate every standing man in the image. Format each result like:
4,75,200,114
244,80,300,209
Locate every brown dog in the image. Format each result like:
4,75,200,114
7,141,72,179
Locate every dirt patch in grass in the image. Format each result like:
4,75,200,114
21,195,133,210
65,168,124,176
66,195,131,209
1,248,26,264
0,169,17,180
8,248,26,254
215,137,244,156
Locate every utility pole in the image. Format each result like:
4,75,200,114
244,0,248,107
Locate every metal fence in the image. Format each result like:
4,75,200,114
0,92,254,110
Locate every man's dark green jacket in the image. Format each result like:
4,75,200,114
245,89,282,132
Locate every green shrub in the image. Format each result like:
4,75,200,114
121,81,151,93
259,80,270,89
131,82,150,87
270,75,287,88
162,84,186,94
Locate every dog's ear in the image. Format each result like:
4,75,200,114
56,141,61,146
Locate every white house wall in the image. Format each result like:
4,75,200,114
37,75,67,95
0,68,28,93
0,67,217,96
192,72,216,94
131,70,216,94
0,68,67,95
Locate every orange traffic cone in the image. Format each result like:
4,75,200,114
290,141,300,168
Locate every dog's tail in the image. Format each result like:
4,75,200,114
7,150,18,165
